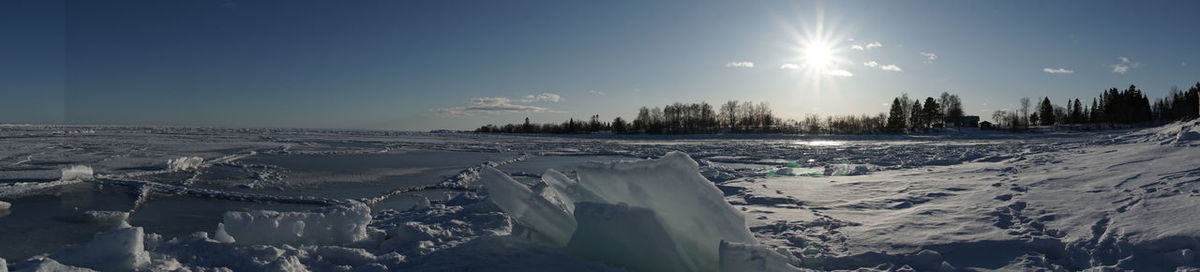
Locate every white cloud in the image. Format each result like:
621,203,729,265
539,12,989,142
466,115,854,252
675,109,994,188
1111,56,1141,74
521,93,562,103
587,90,607,96
1043,67,1074,74
919,52,937,63
779,63,801,70
826,69,853,77
724,61,755,68
436,97,550,117
850,41,881,51
863,61,901,72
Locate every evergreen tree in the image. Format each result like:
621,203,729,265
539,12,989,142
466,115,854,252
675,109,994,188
887,98,907,132
1038,97,1056,125
910,100,924,130
923,97,942,128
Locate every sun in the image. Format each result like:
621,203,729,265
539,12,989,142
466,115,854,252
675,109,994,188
780,10,853,85
802,40,835,72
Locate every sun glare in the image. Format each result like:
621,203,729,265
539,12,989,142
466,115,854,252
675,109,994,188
780,9,853,94
802,40,835,72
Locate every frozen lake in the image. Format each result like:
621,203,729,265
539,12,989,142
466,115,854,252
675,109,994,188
2,123,1198,271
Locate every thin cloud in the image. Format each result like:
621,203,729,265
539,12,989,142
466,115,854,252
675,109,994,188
919,52,937,63
850,41,881,51
826,69,853,77
521,93,561,103
436,97,550,117
1111,56,1141,74
779,63,801,70
587,90,607,96
1043,68,1074,74
863,61,901,71
724,61,755,68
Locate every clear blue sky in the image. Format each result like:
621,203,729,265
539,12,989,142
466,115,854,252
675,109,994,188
3,0,1199,130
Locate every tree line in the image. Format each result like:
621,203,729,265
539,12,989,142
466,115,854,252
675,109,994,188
476,83,1199,135
989,83,1199,131
476,92,969,135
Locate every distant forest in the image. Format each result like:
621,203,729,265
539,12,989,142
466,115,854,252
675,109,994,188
475,83,1200,135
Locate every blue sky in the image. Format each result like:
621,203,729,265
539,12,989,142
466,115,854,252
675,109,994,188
2,0,1199,130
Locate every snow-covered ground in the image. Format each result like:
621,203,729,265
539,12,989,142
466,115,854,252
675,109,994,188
0,121,1197,271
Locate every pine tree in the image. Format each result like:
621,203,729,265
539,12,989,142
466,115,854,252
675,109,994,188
910,100,924,130
887,98,907,132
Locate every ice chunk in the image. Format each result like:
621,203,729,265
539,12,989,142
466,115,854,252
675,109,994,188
566,202,692,271
81,211,130,225
823,164,871,176
0,201,10,210
1,257,7,272
48,222,150,271
479,167,576,247
59,165,93,181
717,241,802,272
480,151,756,272
267,255,309,272
168,156,205,171
220,202,373,245
574,151,756,270
213,223,236,243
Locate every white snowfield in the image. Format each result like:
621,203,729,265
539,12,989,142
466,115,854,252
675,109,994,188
0,121,1197,271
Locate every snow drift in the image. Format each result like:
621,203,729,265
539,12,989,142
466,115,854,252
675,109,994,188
480,151,795,272
219,201,375,246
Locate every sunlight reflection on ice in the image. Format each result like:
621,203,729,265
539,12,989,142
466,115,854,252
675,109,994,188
791,140,844,146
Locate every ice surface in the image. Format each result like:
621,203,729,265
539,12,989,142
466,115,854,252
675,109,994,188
1,257,6,272
0,201,9,211
47,221,149,271
4,123,1200,271
480,151,756,272
219,202,374,246
167,156,204,171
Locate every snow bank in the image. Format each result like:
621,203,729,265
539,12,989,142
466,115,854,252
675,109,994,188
1,257,6,272
11,258,95,272
60,165,93,181
0,201,10,210
718,241,802,272
168,156,204,171
481,151,768,272
48,221,149,271
1122,118,1200,145
219,202,374,245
